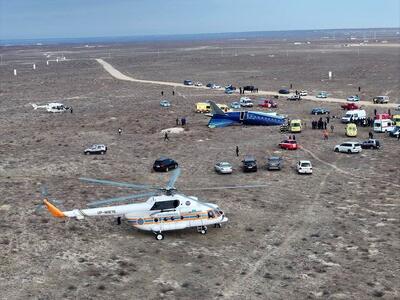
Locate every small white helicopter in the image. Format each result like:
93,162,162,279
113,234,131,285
42,168,235,240
31,102,70,113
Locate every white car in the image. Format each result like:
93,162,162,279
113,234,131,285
214,162,233,174
334,142,362,154
84,144,107,155
194,82,203,87
347,95,360,102
299,90,308,96
239,97,254,107
394,105,400,111
297,160,312,174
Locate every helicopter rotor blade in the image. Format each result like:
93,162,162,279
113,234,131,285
181,183,270,191
166,167,181,190
80,177,156,190
87,192,158,207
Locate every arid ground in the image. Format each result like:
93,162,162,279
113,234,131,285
0,37,399,299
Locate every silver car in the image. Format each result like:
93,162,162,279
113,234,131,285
215,162,233,174
267,156,283,170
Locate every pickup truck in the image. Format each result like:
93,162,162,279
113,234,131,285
341,103,359,110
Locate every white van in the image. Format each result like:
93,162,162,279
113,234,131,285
239,97,254,107
341,109,366,123
374,119,395,132
373,96,389,104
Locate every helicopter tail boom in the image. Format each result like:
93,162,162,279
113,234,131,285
44,199,66,218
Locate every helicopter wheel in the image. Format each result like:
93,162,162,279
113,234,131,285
214,223,221,228
198,226,207,235
155,233,164,240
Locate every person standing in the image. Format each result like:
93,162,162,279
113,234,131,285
172,90,175,96
161,91,164,96
164,132,169,141
369,131,374,139
235,146,239,157
330,124,334,133
326,116,330,124
292,134,296,140
118,128,122,135
323,130,329,140
70,106,73,114
176,118,179,126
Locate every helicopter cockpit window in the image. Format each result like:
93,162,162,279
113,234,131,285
150,200,180,211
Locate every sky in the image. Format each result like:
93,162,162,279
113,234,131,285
0,0,399,40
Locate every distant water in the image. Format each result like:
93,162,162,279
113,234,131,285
1,28,399,46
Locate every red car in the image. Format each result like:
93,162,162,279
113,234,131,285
258,99,277,108
279,139,298,150
341,103,359,110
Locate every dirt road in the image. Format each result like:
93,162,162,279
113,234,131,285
96,58,398,109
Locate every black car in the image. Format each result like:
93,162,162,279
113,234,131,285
242,155,257,172
279,89,290,94
361,139,380,149
153,157,178,172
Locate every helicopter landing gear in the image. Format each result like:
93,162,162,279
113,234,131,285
197,226,207,235
213,223,221,228
154,232,164,240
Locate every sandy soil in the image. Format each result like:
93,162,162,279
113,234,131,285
0,38,399,300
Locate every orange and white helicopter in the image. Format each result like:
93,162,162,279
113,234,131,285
42,168,245,240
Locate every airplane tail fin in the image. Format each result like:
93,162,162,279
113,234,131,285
209,101,226,116
43,199,66,218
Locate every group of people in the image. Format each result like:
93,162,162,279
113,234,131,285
176,117,187,127
311,117,329,130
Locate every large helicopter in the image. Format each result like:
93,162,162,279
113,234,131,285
43,168,264,240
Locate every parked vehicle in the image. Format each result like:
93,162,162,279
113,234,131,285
160,100,171,107
373,119,395,133
279,139,298,150
258,99,277,108
347,95,360,102
230,102,241,109
279,89,290,94
153,157,178,172
316,91,328,98
388,126,400,137
341,103,359,110
239,97,253,107
341,109,366,123
267,156,283,170
290,119,302,133
194,82,203,86
345,123,357,137
375,113,392,120
297,160,312,174
373,95,389,104
225,88,234,94
214,162,233,174
183,80,193,86
242,155,257,172
392,114,400,126
361,139,380,149
206,83,221,89
84,144,107,155
287,94,301,101
334,142,362,153
395,105,400,111
299,90,308,96
311,107,330,115
196,102,230,113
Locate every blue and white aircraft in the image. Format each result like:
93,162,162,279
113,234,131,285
208,101,285,128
